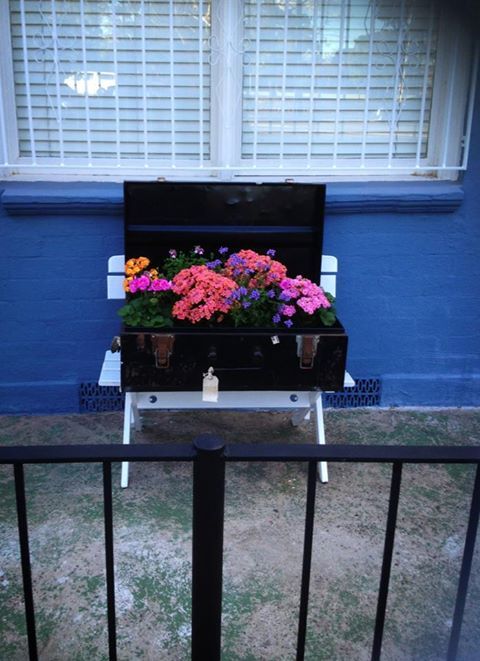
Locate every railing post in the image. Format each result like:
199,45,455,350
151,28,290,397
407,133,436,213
191,434,226,661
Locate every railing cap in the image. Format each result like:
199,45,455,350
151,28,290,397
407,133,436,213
193,435,225,453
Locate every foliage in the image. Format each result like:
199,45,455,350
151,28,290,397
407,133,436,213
118,247,337,329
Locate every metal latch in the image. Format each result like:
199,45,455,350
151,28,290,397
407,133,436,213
297,335,319,369
110,336,121,353
151,334,175,369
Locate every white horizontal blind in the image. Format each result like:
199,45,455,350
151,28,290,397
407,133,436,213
2,0,476,177
242,0,441,169
9,0,211,165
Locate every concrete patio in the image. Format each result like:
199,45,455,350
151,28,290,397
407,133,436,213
0,408,479,660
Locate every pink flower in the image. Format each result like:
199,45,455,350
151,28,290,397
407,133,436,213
171,265,237,323
136,275,150,291
279,276,331,315
149,278,171,292
128,274,150,293
280,304,296,317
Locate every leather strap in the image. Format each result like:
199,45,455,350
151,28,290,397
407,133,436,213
151,334,175,368
300,335,318,369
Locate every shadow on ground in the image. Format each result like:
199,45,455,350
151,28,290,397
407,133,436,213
0,408,479,660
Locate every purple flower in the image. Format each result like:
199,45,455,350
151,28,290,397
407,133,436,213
238,286,248,296
242,300,251,309
249,289,260,300
219,246,229,254
245,268,254,275
280,304,296,317
266,249,276,257
266,289,276,299
168,249,177,258
279,291,292,301
194,245,204,255
206,259,222,269
284,319,293,328
272,313,281,324
230,254,246,266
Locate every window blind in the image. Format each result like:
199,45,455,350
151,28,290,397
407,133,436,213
2,0,476,177
241,0,440,168
9,0,211,165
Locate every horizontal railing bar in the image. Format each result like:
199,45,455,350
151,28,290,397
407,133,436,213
0,444,196,464
225,444,480,463
0,444,479,465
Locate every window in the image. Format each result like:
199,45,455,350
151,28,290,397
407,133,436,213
0,0,477,180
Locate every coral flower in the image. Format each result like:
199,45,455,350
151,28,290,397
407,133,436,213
172,265,237,323
224,249,287,286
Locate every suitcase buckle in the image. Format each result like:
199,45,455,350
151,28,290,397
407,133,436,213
298,335,319,369
151,334,175,369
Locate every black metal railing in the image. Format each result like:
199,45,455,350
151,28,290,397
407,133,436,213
1,440,479,661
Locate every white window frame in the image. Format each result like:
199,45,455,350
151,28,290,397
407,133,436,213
0,0,477,182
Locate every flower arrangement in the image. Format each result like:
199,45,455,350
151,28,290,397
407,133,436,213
118,247,336,329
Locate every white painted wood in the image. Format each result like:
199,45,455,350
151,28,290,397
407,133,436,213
320,274,336,297
121,392,133,488
112,255,336,274
134,390,313,410
108,255,125,272
310,392,328,483
98,351,120,386
107,275,125,300
320,255,337,272
108,254,337,300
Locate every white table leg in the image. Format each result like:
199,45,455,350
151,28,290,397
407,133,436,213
291,408,311,426
131,394,142,431
310,392,328,483
121,392,133,488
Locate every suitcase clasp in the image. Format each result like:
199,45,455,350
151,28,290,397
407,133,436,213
151,334,175,369
298,335,319,369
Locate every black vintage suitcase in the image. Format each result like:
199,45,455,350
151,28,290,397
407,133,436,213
120,181,348,392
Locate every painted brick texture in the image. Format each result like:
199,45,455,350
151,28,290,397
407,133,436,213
1,97,480,410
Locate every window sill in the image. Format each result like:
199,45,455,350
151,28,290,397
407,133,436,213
0,180,464,216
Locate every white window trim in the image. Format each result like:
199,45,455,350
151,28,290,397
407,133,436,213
426,4,477,179
0,0,477,182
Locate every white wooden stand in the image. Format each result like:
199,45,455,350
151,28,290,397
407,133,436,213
99,351,354,487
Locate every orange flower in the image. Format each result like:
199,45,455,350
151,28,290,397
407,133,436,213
125,256,150,276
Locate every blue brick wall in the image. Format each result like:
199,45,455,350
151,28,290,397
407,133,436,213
0,203,124,412
1,111,480,412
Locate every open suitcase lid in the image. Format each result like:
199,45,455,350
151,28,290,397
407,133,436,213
124,181,326,281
